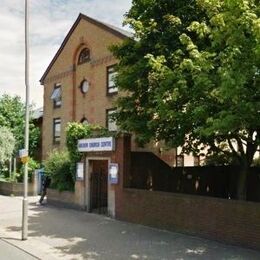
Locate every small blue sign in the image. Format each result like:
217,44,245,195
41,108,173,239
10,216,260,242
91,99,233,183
109,163,119,184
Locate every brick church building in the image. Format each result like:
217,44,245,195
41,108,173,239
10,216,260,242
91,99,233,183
38,15,260,251
40,13,198,167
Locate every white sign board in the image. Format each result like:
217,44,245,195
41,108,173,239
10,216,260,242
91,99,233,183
109,163,119,184
76,162,84,180
78,137,115,152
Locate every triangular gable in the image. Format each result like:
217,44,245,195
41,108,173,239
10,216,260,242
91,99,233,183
40,13,131,84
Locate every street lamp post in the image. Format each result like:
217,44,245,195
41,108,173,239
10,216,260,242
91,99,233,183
22,0,30,241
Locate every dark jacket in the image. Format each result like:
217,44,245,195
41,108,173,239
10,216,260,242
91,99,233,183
42,176,51,190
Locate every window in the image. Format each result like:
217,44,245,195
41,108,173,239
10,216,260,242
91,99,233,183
53,118,61,144
176,155,184,167
107,65,118,94
106,109,118,132
78,48,90,65
80,80,90,94
51,84,61,108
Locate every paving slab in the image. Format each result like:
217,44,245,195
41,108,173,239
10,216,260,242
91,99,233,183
0,238,37,259
0,195,259,259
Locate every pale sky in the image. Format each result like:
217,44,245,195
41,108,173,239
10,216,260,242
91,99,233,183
0,0,132,107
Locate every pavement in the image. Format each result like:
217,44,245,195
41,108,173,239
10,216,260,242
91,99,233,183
0,239,36,260
0,195,259,260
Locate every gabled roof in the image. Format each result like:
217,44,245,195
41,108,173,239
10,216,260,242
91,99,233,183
40,13,132,84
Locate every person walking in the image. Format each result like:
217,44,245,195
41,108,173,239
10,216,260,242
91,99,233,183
39,175,51,205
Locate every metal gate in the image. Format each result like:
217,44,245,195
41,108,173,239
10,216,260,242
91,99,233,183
90,160,108,214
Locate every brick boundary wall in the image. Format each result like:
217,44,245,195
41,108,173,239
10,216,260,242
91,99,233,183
0,181,35,196
47,188,81,210
115,188,260,250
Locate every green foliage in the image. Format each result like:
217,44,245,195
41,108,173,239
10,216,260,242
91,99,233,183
0,94,40,156
253,156,260,166
66,122,111,163
43,150,74,192
0,164,8,177
112,0,259,198
29,124,41,157
0,157,40,183
113,0,259,161
43,123,110,191
66,123,92,163
203,142,241,166
65,123,112,183
204,152,239,166
0,95,24,150
0,127,15,163
18,157,40,183
111,0,208,146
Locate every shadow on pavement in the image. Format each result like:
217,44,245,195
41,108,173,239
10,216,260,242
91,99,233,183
5,202,260,260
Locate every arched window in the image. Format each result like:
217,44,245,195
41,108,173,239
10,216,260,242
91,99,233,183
78,48,90,65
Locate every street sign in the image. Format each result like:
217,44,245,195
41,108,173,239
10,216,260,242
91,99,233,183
19,149,29,164
21,156,29,164
19,149,28,158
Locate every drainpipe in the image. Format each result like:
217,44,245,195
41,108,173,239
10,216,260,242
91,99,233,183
72,64,76,121
83,153,87,210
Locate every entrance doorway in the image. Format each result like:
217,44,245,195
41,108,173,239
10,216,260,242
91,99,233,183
90,160,108,214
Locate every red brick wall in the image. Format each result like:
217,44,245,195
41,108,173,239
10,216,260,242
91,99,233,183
115,188,260,250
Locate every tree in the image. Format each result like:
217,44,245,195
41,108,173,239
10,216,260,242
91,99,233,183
112,0,260,199
0,94,40,157
0,127,15,164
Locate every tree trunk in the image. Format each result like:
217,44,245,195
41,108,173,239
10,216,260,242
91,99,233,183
237,164,249,200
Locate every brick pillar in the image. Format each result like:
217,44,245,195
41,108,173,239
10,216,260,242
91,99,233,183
122,134,131,188
114,134,131,189
114,134,131,217
74,181,85,208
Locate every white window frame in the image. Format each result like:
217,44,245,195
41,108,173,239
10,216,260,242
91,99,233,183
53,118,61,144
106,109,118,132
51,84,62,108
107,65,118,94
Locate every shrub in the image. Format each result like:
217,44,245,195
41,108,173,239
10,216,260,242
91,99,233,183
0,126,15,164
43,150,74,191
66,122,111,163
43,123,113,192
0,156,40,183
0,164,9,178
66,122,92,164
18,157,40,183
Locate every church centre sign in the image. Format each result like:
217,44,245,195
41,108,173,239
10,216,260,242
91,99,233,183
78,137,115,152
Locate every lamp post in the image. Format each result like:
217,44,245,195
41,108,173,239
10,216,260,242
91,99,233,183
22,0,30,241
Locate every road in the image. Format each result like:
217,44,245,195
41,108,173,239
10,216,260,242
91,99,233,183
0,195,259,259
